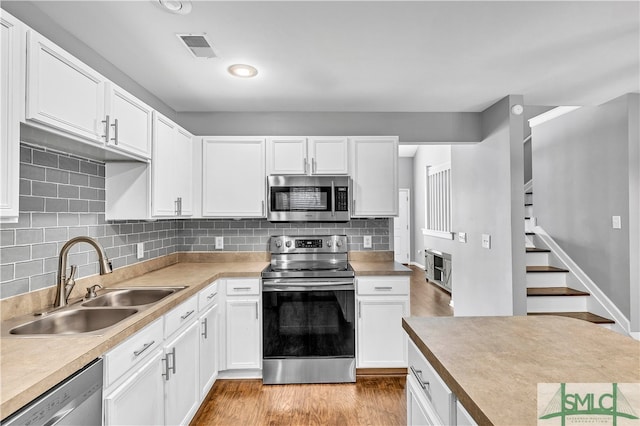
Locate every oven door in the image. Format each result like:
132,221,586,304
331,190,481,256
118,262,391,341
262,280,355,359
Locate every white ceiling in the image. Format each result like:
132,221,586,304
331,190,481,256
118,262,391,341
13,1,640,113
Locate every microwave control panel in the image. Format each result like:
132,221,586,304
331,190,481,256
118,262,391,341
335,187,349,211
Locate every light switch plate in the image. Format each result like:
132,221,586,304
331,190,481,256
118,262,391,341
612,216,622,229
363,235,372,249
215,236,224,249
481,234,491,249
136,242,144,259
458,232,467,243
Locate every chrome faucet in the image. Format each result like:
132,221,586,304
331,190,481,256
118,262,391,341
54,236,113,308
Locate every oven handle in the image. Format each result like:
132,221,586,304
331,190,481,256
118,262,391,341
263,282,354,292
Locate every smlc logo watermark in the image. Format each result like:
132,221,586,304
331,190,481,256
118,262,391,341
538,383,640,425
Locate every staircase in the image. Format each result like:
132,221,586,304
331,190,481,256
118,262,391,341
523,189,615,327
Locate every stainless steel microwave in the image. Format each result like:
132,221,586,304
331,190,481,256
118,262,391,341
267,175,351,222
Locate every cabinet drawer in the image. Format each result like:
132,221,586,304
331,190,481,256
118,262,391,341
226,278,259,296
408,339,455,425
198,281,219,311
104,317,163,388
357,277,409,295
165,295,198,338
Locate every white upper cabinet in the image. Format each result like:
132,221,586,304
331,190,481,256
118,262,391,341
0,10,24,223
25,28,152,161
267,136,348,175
152,112,193,217
202,137,266,218
350,136,399,217
105,83,153,159
308,137,349,175
26,30,106,144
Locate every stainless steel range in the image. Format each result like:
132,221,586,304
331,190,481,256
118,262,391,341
262,235,355,384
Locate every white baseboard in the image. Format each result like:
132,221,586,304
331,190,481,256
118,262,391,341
533,225,631,336
410,261,425,270
630,331,640,341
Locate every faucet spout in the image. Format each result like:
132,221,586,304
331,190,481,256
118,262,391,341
54,236,112,308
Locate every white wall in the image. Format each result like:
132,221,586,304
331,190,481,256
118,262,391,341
450,95,526,317
532,93,639,329
398,157,414,259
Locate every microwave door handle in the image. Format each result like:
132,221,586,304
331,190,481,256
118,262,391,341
331,180,335,217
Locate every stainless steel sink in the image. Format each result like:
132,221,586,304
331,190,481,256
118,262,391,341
9,308,139,335
81,287,182,308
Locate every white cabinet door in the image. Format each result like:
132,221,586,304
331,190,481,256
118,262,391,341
0,10,23,222
225,298,261,370
202,137,266,218
199,301,219,399
152,112,193,217
106,83,152,159
350,136,399,217
104,349,165,426
407,372,439,426
357,297,408,368
26,30,106,144
309,137,349,175
164,320,200,426
267,136,307,175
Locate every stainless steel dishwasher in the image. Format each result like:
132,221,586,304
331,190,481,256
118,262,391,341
1,358,103,426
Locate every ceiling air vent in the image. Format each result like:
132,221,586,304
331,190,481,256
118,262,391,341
177,33,219,59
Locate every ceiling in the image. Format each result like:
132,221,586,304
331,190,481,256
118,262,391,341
9,1,640,113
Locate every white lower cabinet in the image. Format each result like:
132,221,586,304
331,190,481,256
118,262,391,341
164,320,200,426
198,281,219,399
356,276,409,368
407,339,477,426
221,278,261,372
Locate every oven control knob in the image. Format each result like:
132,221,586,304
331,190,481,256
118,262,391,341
275,241,282,248
337,240,343,247
285,241,292,248
327,241,332,247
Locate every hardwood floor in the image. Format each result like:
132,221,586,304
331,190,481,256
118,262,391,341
191,265,449,426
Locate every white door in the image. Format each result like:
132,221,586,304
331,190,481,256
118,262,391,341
394,188,411,264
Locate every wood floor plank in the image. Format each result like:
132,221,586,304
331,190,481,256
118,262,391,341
409,265,453,317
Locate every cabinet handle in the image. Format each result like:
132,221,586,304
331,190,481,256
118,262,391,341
180,309,195,320
102,115,110,142
178,197,182,216
162,354,170,381
168,347,176,375
233,287,252,291
206,292,217,300
133,340,155,357
174,198,179,216
255,301,259,320
410,366,431,398
261,200,265,216
358,301,361,318
110,118,119,145
374,286,393,291
201,317,208,339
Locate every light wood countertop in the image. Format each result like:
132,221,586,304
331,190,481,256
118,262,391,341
0,261,267,420
402,316,640,425
350,260,412,276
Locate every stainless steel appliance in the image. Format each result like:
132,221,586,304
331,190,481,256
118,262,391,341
267,175,351,222
262,235,355,384
1,358,103,426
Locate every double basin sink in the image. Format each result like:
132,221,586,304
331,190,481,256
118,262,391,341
7,287,184,336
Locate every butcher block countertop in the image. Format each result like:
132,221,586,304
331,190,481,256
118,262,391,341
0,251,409,419
402,316,640,426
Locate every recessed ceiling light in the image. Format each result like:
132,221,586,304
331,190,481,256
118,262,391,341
158,0,192,15
228,64,258,78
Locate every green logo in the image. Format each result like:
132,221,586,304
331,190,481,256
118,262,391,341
539,383,639,425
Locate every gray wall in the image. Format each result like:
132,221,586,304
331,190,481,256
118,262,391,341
450,95,526,316
523,106,554,184
531,93,638,322
0,143,389,300
629,95,640,334
176,112,482,143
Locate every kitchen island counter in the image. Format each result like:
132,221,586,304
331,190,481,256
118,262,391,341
402,315,640,425
0,257,268,420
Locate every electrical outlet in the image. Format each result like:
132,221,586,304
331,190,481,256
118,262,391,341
136,242,144,259
363,235,372,249
215,236,224,250
612,216,621,229
481,234,491,249
458,232,467,243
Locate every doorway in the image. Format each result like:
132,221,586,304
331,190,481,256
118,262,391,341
393,188,411,264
